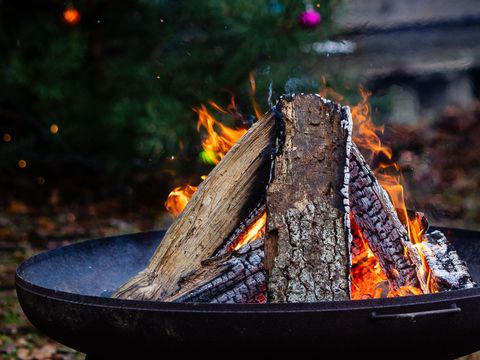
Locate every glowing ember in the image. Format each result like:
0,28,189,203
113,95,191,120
350,216,388,299
230,212,267,251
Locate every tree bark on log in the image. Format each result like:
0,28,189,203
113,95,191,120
265,94,352,302
349,144,428,293
422,230,476,291
113,113,276,301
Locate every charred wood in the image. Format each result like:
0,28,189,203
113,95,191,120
167,239,266,303
349,144,428,293
423,230,476,291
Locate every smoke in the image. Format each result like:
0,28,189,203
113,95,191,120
284,77,319,95
267,81,273,107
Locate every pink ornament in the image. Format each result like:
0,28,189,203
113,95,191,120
299,9,321,28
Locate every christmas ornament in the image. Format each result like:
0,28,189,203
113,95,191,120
299,2,321,29
63,5,81,26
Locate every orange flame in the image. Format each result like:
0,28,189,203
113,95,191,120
164,184,197,217
165,90,266,247
230,212,267,251
350,87,435,298
350,216,388,300
319,76,345,103
249,71,263,120
352,88,392,162
195,99,247,165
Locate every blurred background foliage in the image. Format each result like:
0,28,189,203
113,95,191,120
0,0,340,203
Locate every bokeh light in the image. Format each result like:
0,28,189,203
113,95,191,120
50,124,59,134
63,7,80,25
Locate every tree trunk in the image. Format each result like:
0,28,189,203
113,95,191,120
114,113,276,301
265,94,352,302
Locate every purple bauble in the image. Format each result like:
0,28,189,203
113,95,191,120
299,9,321,28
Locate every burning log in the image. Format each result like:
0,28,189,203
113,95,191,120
350,216,390,299
114,112,276,301
114,93,476,303
348,143,429,294
265,94,352,302
166,239,266,303
422,230,476,291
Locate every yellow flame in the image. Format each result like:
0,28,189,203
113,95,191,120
350,215,389,299
230,212,267,251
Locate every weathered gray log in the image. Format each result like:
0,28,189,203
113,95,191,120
265,94,352,302
166,239,266,303
422,230,476,291
349,144,428,293
113,112,276,301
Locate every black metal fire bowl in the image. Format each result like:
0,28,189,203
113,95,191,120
15,227,480,358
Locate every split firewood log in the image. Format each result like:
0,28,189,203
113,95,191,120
422,230,476,291
265,94,353,302
166,238,266,303
114,112,276,301
349,143,429,293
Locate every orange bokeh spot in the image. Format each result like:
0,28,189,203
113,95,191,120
63,7,81,25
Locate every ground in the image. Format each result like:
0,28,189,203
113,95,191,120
0,198,171,359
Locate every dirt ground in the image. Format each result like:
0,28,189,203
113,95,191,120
0,198,171,359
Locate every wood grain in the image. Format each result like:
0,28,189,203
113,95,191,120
114,113,276,300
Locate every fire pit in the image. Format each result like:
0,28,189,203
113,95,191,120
16,227,480,358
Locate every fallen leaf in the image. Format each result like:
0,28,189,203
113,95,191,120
35,217,56,233
17,347,31,360
30,343,57,360
8,200,30,215
15,337,28,347
48,190,60,207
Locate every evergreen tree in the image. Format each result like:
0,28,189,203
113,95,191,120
0,0,340,191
